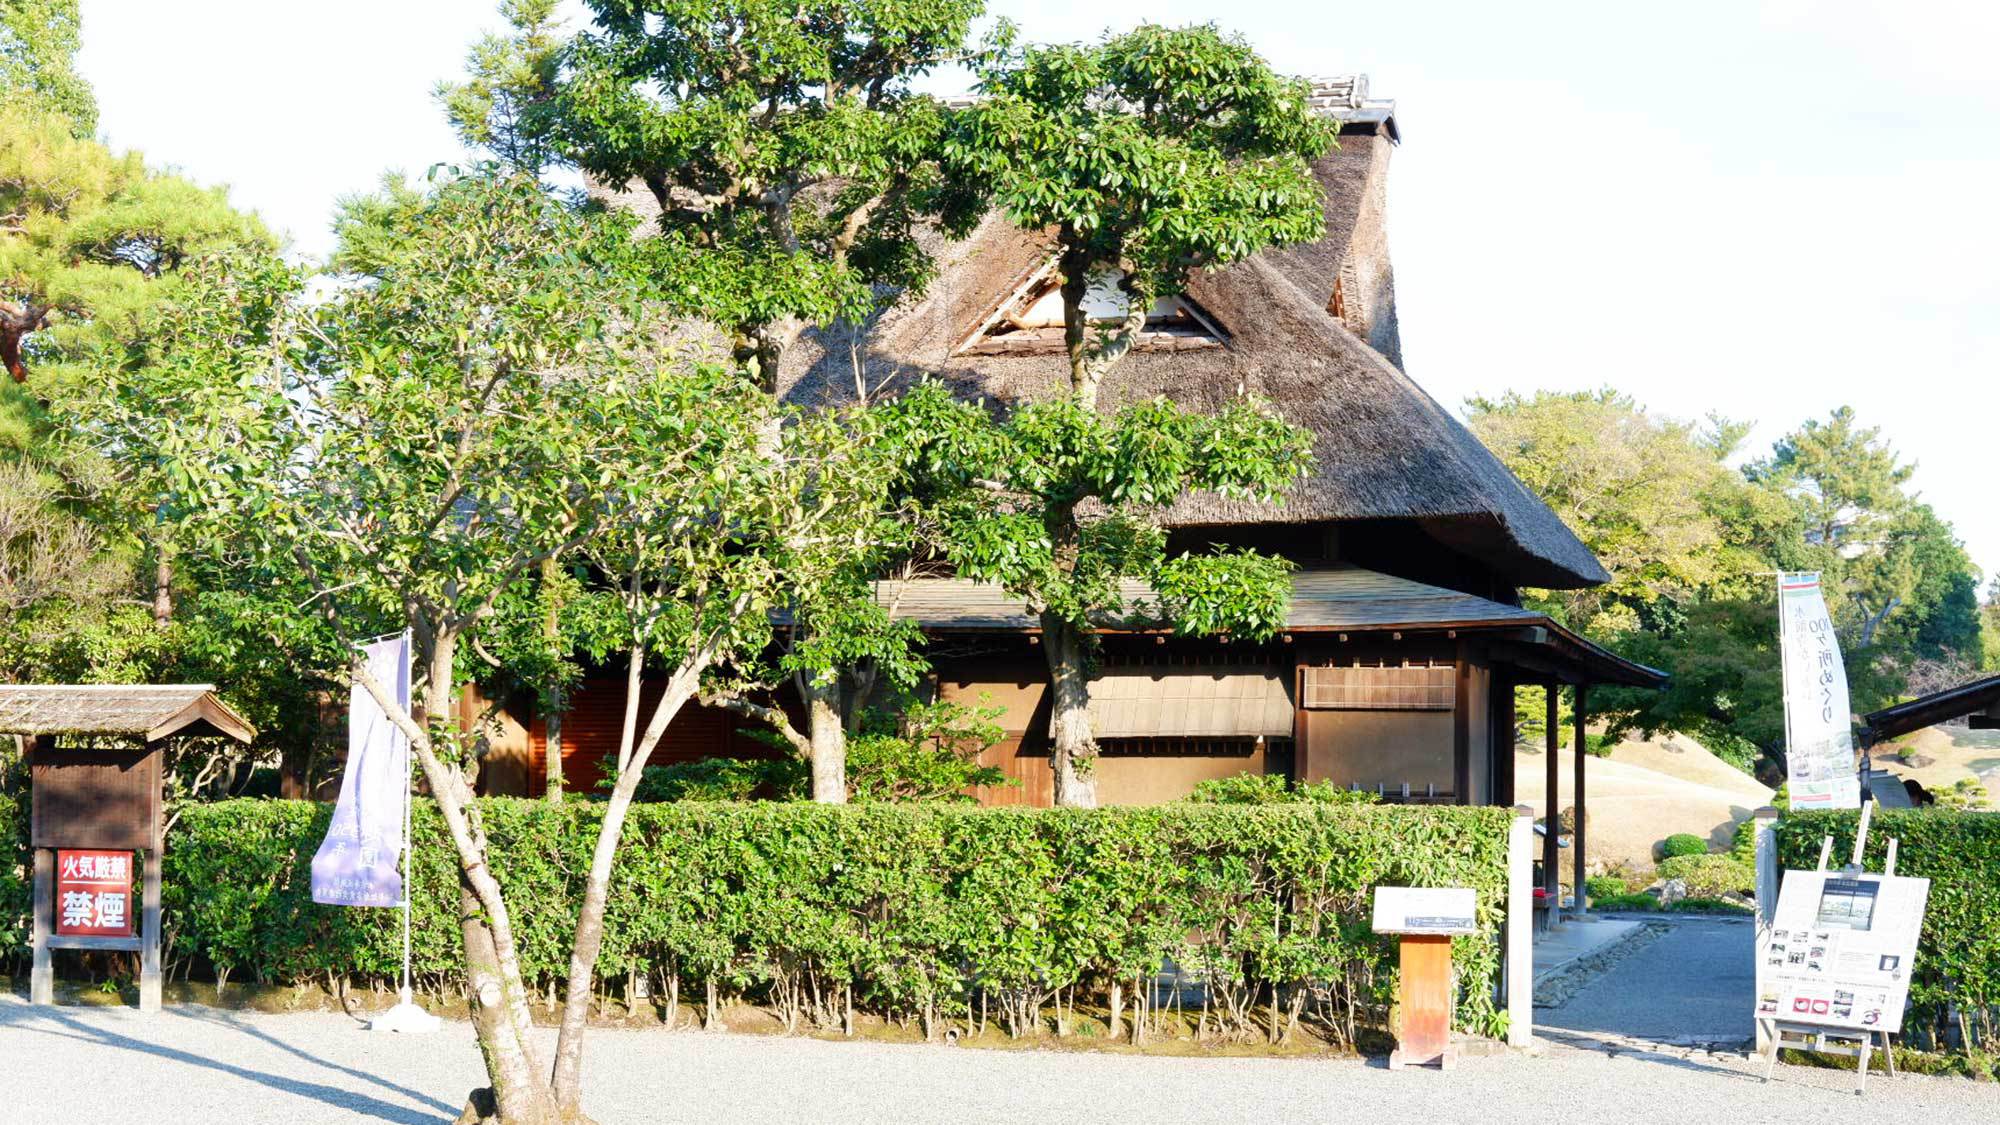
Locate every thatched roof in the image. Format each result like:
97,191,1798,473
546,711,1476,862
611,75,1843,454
876,566,1663,687
0,685,257,742
595,75,1609,590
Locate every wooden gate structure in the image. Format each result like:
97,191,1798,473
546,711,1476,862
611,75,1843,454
0,684,255,1012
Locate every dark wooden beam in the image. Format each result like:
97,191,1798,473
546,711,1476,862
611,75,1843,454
1453,642,1471,804
1542,684,1559,911
1574,684,1589,916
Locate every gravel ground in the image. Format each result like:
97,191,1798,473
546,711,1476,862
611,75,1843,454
3,992,1997,1125
1539,916,1755,1043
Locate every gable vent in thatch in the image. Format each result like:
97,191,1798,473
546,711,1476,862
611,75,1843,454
953,262,1227,358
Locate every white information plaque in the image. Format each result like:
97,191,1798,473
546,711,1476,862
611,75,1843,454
1372,886,1478,936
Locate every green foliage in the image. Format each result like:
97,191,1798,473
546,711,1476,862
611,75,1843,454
949,22,1333,316
0,798,1513,1040
894,383,1312,643
1585,875,1628,898
444,0,990,363
0,0,95,134
1655,853,1754,899
1469,392,1985,776
1187,771,1377,805
629,756,807,803
1659,832,1709,859
844,700,1011,803
1780,809,2000,1054
1936,777,1991,812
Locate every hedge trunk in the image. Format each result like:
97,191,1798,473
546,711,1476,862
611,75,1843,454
1041,612,1098,808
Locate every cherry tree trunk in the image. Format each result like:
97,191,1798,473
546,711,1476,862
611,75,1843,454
1041,613,1098,808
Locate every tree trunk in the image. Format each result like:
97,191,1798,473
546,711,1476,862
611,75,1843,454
152,550,173,627
806,675,847,804
542,556,565,803
352,634,571,1125
550,646,719,1112
1040,612,1098,808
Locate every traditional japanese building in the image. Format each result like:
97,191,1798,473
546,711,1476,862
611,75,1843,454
487,76,1664,813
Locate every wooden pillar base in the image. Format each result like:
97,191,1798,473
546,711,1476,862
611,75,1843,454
30,847,53,1005
1389,934,1455,1070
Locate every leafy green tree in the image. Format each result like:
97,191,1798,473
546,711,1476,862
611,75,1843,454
107,171,806,1124
443,1,992,795
916,26,1329,805
892,384,1311,806
1982,578,2000,672
442,0,988,383
947,22,1333,406
1,0,95,134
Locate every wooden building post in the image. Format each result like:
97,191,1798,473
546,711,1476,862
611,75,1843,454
140,847,163,1013
1572,684,1589,916
1452,644,1471,803
1542,684,1560,915
30,846,53,1004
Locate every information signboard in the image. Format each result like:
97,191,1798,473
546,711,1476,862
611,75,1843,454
1756,869,1928,1034
1372,886,1478,935
54,848,137,938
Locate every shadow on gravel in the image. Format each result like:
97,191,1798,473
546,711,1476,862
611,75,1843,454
0,1002,456,1123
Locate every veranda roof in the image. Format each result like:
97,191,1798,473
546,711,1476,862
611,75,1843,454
1861,674,2000,746
0,684,257,743
875,566,1664,688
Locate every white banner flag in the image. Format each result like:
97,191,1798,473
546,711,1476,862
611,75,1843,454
311,634,411,906
1777,573,1861,810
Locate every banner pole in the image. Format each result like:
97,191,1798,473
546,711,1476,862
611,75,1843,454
401,628,413,1002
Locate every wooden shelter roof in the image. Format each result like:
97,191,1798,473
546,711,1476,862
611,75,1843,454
875,566,1663,687
0,684,257,743
1862,674,2000,746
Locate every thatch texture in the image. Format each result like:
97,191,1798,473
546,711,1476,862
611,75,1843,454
593,75,1610,590
0,685,256,742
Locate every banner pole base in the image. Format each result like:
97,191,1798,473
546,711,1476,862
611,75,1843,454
369,986,442,1034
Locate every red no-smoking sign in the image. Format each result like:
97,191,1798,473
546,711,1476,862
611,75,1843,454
55,849,136,938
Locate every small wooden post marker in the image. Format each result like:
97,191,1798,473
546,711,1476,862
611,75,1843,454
1374,886,1479,1070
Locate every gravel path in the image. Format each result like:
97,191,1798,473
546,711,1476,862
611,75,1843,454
1540,916,1755,1043
4,992,1997,1124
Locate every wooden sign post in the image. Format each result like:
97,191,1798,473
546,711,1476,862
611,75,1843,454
28,739,166,1012
1,684,257,1015
1374,886,1480,1070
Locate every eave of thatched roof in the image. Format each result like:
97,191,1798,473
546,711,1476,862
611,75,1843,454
0,684,258,743
873,567,1663,688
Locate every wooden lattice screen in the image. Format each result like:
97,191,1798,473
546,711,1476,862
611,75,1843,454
1300,664,1454,711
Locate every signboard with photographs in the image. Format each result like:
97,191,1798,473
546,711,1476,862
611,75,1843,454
1756,869,1928,1034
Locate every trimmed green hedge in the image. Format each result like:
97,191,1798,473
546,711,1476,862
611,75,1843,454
1779,809,2000,1054
4,798,1514,1042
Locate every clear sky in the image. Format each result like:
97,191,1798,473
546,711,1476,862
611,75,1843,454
76,1,1999,583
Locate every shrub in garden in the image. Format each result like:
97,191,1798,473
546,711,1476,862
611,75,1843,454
1656,853,1754,899
1659,832,1708,859
1585,875,1628,898
1188,772,1378,805
84,798,1511,1045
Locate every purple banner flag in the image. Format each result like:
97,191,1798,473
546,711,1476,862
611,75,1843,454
312,635,410,907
